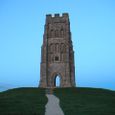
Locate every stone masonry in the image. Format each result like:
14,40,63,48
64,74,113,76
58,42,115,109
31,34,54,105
39,13,76,87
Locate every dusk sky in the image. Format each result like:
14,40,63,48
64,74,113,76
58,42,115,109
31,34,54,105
0,0,115,91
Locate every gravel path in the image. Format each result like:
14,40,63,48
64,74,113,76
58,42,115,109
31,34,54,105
45,94,64,115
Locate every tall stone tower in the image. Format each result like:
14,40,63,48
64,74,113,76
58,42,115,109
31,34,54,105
39,13,76,87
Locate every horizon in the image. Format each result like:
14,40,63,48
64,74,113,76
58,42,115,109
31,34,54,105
0,0,115,90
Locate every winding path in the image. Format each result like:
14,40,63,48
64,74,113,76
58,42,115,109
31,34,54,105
45,94,64,115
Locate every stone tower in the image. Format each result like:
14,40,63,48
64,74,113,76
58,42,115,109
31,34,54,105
39,13,76,87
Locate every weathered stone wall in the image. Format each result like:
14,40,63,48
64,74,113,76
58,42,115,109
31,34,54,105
39,13,76,87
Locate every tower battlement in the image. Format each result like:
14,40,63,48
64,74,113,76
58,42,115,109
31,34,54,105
46,13,69,18
46,13,69,24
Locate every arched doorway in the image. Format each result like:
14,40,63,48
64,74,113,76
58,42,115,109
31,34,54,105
54,75,61,87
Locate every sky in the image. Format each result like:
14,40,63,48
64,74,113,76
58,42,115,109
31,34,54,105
0,0,115,91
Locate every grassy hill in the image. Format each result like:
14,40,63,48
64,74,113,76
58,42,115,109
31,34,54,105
54,87,115,115
0,87,115,115
0,88,47,115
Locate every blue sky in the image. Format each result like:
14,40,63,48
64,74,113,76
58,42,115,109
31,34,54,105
0,0,115,90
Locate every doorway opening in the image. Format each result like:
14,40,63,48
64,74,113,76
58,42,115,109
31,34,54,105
54,75,61,87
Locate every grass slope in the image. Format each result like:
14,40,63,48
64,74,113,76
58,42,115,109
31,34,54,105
54,87,115,115
0,88,47,115
0,87,115,115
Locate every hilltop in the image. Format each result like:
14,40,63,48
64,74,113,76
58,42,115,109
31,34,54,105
0,87,115,115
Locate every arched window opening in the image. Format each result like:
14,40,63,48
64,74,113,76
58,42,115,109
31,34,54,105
55,30,59,37
55,75,61,87
60,29,64,37
61,43,66,53
49,44,53,53
50,29,54,37
55,43,59,52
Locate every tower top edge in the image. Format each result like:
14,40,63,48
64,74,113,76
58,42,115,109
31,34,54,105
46,13,69,18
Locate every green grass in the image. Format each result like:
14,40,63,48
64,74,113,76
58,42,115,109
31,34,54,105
0,87,47,115
0,87,115,115
54,87,115,115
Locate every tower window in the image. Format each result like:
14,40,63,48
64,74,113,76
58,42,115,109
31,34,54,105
55,56,59,61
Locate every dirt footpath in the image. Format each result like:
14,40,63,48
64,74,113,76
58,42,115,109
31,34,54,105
45,94,64,115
